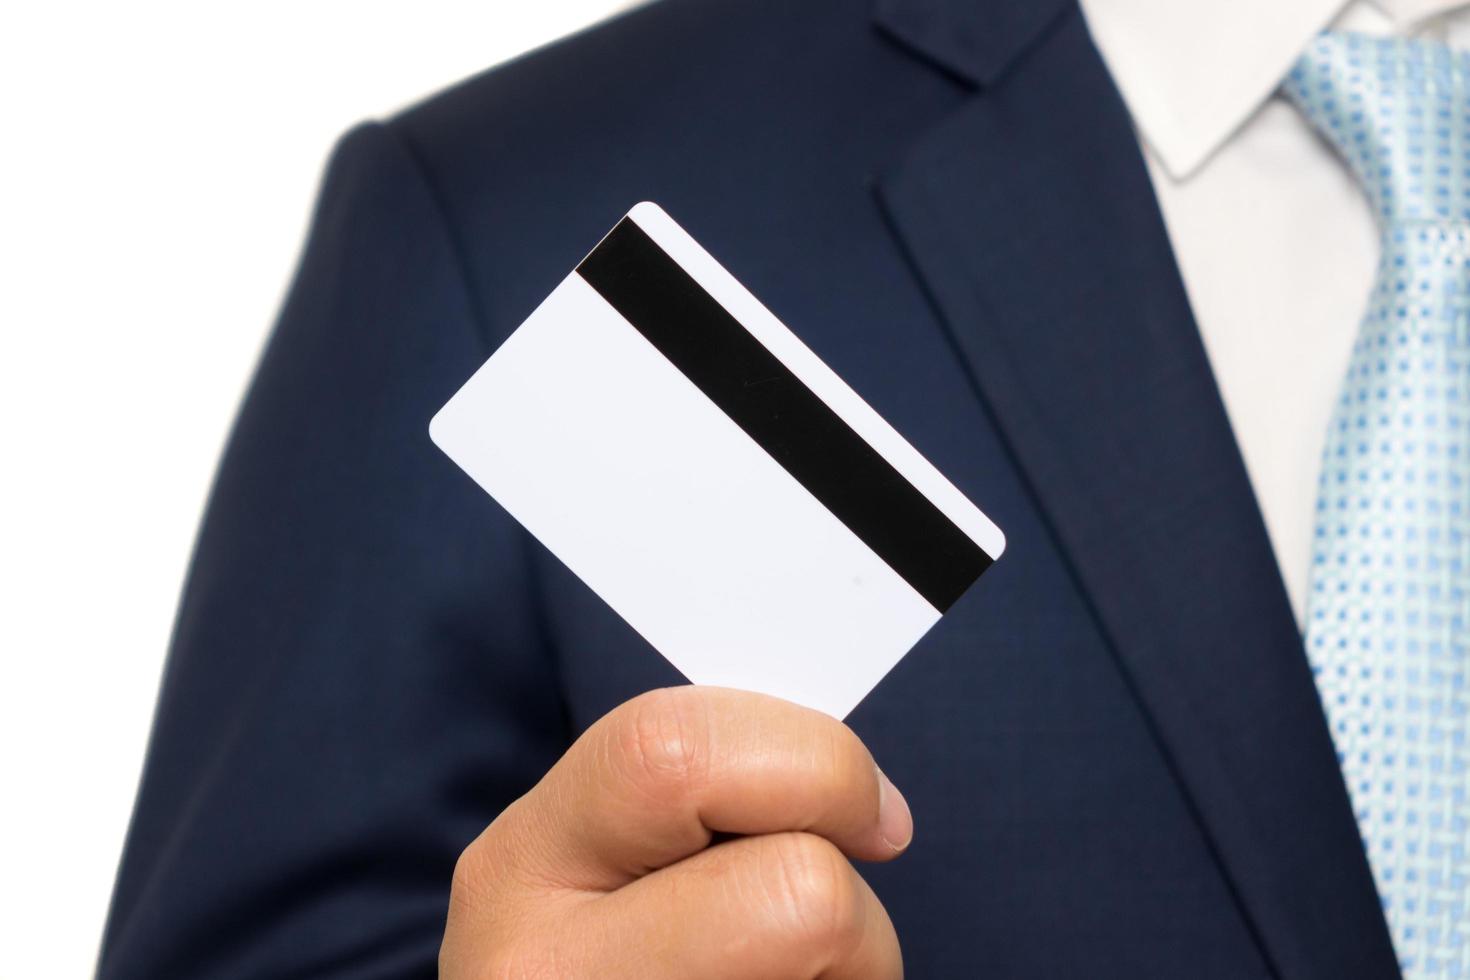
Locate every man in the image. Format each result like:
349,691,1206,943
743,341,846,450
99,0,1468,976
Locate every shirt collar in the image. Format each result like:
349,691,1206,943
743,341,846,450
1078,0,1470,179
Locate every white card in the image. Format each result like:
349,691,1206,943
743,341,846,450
430,203,1004,718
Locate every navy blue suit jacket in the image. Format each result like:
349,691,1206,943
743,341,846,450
99,0,1403,976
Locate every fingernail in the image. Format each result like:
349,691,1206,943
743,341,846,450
875,765,913,853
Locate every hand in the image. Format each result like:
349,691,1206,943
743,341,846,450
439,686,912,979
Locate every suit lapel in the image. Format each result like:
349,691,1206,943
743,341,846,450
873,4,1400,978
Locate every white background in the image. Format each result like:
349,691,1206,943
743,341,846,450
0,3,622,975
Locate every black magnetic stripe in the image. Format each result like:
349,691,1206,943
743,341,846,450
576,217,991,612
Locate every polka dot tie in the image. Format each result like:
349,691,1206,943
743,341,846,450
1284,33,1470,978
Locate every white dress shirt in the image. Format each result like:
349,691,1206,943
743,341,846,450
1075,0,1470,625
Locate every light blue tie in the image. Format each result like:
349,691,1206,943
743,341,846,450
1284,33,1470,977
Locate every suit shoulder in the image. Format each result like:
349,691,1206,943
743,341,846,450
365,0,951,335
389,0,873,162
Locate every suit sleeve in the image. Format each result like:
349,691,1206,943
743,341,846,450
97,121,569,979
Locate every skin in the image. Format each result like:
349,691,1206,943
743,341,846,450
439,686,913,979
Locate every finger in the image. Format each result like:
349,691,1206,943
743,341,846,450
490,686,913,890
565,832,903,980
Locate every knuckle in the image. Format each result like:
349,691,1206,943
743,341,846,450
757,833,863,954
446,820,520,917
445,843,508,946
444,940,559,980
611,688,712,799
440,817,580,980
449,836,490,905
441,874,565,980
479,945,563,980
